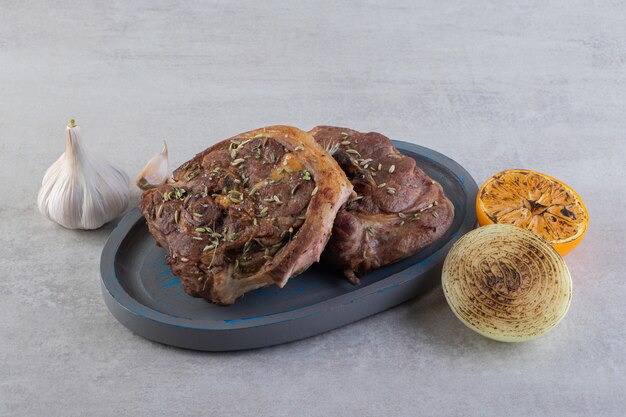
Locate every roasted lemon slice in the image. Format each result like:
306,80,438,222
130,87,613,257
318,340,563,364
476,169,588,255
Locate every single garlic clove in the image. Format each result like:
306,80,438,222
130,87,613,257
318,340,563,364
136,141,169,190
37,120,130,230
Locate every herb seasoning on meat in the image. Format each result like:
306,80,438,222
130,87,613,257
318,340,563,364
140,126,352,305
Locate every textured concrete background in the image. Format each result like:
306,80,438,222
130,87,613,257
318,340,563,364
1,1,625,416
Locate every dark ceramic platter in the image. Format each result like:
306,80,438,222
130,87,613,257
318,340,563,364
100,141,478,351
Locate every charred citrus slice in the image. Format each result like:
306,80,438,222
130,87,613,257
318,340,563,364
476,169,588,256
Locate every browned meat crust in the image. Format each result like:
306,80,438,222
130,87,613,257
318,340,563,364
310,126,454,284
140,126,352,305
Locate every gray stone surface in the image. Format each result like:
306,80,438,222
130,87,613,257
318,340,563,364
1,1,624,416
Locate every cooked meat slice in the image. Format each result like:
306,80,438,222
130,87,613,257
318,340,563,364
310,126,454,284
140,126,353,305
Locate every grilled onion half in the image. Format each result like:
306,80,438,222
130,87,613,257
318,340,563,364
442,224,572,342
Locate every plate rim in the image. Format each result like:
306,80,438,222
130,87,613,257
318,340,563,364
100,141,477,333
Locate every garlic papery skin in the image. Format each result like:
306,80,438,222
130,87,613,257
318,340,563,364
135,141,169,190
37,120,130,230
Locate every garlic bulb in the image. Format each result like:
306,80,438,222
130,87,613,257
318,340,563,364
442,224,572,342
37,120,130,230
136,141,169,190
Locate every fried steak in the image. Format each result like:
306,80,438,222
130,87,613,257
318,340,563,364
310,126,454,284
140,126,352,305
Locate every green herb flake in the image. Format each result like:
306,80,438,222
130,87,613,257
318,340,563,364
237,139,252,148
173,186,186,199
257,207,269,217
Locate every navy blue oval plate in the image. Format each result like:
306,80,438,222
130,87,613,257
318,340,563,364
100,141,478,351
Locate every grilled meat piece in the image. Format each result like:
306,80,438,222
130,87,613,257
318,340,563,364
310,126,454,284
141,126,352,305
